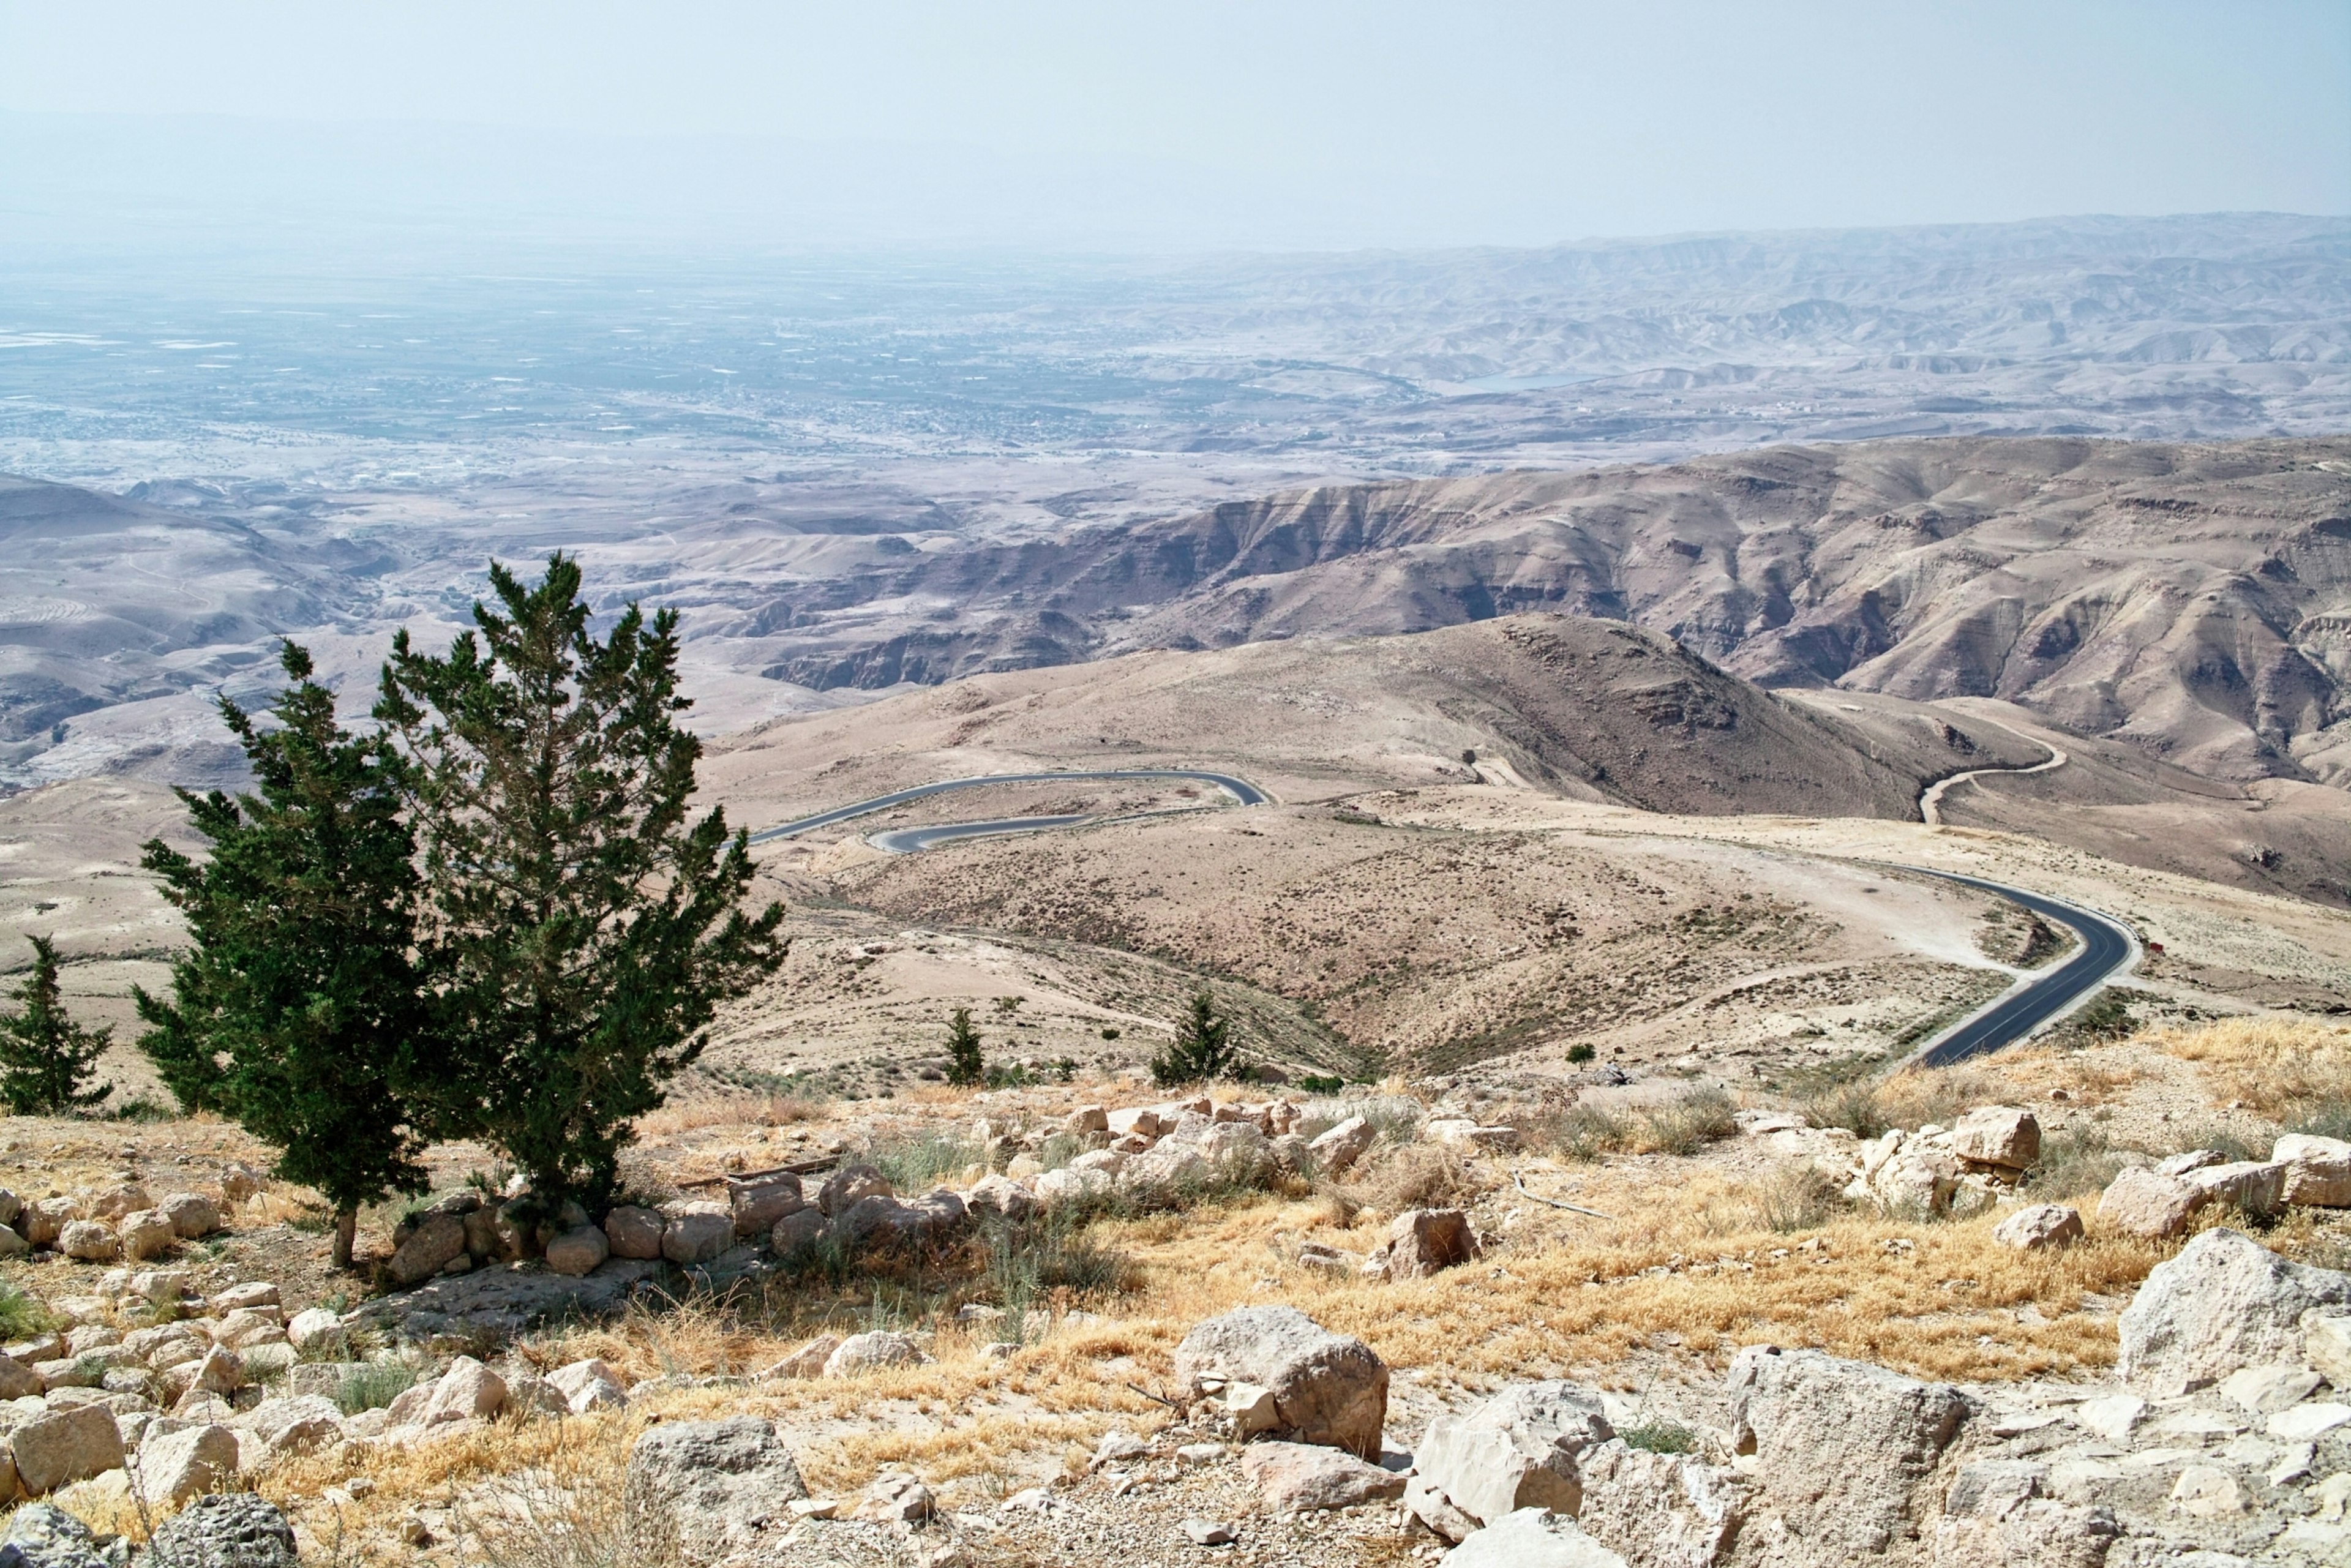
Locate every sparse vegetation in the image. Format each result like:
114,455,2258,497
0,934,112,1115
335,1359,420,1415
1619,1419,1698,1454
1527,1086,1738,1160
0,1282,57,1341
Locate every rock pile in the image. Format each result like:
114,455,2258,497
2099,1133,2351,1240
0,1181,222,1266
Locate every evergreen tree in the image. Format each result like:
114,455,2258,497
375,554,787,1204
945,1007,984,1087
0,936,113,1114
137,642,439,1267
1151,991,1245,1087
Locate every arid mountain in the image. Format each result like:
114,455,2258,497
711,613,2044,829
754,437,2351,790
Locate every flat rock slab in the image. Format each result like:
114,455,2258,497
353,1258,664,1341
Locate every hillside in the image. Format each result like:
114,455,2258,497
750,436,2351,790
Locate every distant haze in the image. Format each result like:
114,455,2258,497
1,1,2345,255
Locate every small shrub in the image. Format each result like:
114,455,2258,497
1619,1420,1697,1455
1565,1044,1596,1064
1297,1073,1344,1095
336,1360,418,1415
862,1130,984,1191
1364,1144,1485,1211
1638,1088,1737,1155
1100,1027,1122,1041
1751,1166,1843,1233
2027,1123,2129,1201
72,1355,110,1387
1801,1080,1891,1139
1527,1103,1625,1162
106,1097,174,1123
0,1283,58,1341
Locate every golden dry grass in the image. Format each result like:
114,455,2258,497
2153,1013,2351,1117
134,1144,2219,1565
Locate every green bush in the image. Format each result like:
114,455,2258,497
1620,1420,1697,1455
1151,992,1245,1087
0,1283,58,1341
336,1360,419,1415
1565,1044,1596,1064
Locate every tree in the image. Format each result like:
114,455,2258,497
376,554,787,1206
0,936,113,1114
136,642,438,1267
1151,991,1245,1087
945,1007,984,1087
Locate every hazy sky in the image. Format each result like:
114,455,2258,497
2,1,2345,251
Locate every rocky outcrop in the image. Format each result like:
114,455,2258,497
1727,1346,1969,1561
2117,1226,2351,1396
1414,1382,1616,1530
1174,1307,1388,1460
623,1416,808,1566
144,1493,299,1568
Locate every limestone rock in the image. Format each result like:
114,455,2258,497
2303,1311,2351,1389
388,1212,468,1286
547,1359,628,1413
623,1415,808,1565
2117,1228,2351,1396
728,1172,804,1239
284,1308,343,1353
2219,1363,2324,1415
660,1203,735,1265
220,1163,266,1203
817,1163,894,1217
2178,1158,2287,1218
211,1281,280,1312
55,1222,117,1264
1576,1439,1749,1568
1174,1306,1388,1460
961,1173,1035,1225
2097,1167,2203,1240
1949,1105,2041,1170
1066,1106,1110,1135
9,1403,124,1496
1725,1345,1967,1561
0,1226,26,1261
1307,1116,1374,1173
1992,1204,2083,1251
1933,1459,2121,1568
145,1491,298,1568
1031,1168,1111,1210
1416,1381,1613,1527
1237,1440,1405,1515
769,1209,825,1255
1406,1473,1479,1544
822,1332,928,1378
862,1472,934,1523
419,1356,506,1425
19,1198,75,1248
602,1204,665,1260
2276,1133,2351,1207
242,1394,347,1458
159,1192,222,1239
1441,1507,1629,1567
1384,1208,1477,1279
191,1346,245,1395
758,1335,841,1381
544,1225,610,1277
116,1209,176,1262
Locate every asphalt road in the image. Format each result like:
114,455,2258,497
745,768,1272,850
1897,868,2138,1066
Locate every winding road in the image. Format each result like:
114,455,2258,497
1891,868,2139,1065
746,761,2134,1065
745,768,1272,853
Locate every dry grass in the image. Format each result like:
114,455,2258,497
635,1092,823,1138
2153,1013,2351,1122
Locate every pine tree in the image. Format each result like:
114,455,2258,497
376,554,788,1205
0,936,113,1115
1151,991,1245,1087
136,642,439,1267
945,1007,984,1087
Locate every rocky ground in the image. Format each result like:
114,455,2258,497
0,1011,2338,1563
